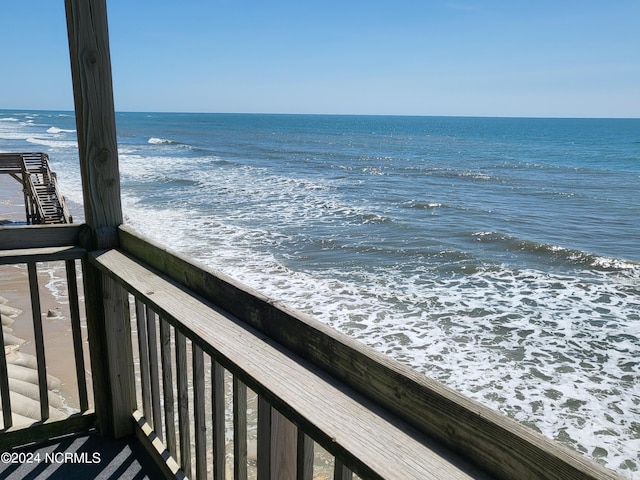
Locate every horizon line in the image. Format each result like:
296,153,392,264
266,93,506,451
1,108,638,121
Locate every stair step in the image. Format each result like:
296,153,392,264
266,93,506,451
18,153,70,225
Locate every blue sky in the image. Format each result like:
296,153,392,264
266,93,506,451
1,1,638,117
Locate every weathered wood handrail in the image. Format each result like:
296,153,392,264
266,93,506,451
0,224,84,251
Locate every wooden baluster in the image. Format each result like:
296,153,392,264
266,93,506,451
159,318,176,457
175,330,191,477
271,409,297,480
257,396,272,479
256,399,299,480
334,460,352,480
212,359,226,480
27,262,49,421
146,306,162,435
234,376,248,480
297,430,314,480
135,299,151,420
65,259,89,412
193,344,206,480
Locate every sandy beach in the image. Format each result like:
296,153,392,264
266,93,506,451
1,174,91,413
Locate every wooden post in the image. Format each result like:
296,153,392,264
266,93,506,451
65,0,122,248
65,0,135,437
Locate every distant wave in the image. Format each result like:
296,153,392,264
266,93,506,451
148,137,177,145
403,200,445,210
26,137,78,149
471,231,639,272
409,167,500,182
47,126,76,134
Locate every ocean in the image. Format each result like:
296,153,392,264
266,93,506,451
1,110,639,477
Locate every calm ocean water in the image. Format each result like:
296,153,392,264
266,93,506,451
2,110,639,476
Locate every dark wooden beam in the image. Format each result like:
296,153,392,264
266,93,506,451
0,224,83,250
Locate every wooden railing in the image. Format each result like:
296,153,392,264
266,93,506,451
0,224,94,450
0,223,623,479
24,175,47,226
21,154,73,225
94,245,467,479
99,226,621,480
51,172,73,225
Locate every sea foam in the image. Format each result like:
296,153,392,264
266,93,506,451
148,137,175,144
46,126,76,134
26,137,78,149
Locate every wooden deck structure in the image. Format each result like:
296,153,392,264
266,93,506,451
0,153,73,225
0,1,626,479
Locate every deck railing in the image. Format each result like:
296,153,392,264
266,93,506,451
0,223,623,479
0,224,94,450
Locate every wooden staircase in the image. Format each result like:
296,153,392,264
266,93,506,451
0,152,72,225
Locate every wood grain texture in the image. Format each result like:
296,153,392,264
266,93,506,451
146,307,163,436
135,299,152,421
0,225,83,250
257,396,271,479
270,409,296,480
296,430,314,480
0,245,85,265
65,0,121,249
211,360,226,480
79,260,112,436
192,344,207,480
175,330,191,478
116,226,622,480
233,377,248,480
99,274,136,437
65,259,89,412
65,0,132,440
160,318,177,458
